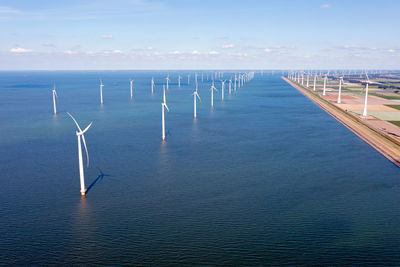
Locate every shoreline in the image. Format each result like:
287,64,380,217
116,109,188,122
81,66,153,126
282,76,400,167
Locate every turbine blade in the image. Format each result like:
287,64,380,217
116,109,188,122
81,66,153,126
164,103,170,112
67,112,83,132
81,122,93,134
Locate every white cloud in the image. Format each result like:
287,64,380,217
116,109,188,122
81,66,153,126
216,35,229,39
222,44,234,49
112,49,122,54
208,51,219,55
321,4,332,8
229,53,248,57
192,50,200,55
101,35,113,39
264,48,272,53
147,46,153,50
388,49,395,53
9,47,32,53
64,50,77,55
0,6,20,14
168,50,180,55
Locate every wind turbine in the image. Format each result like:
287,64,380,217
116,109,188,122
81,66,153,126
362,73,370,117
100,79,104,104
323,75,327,96
52,84,58,115
306,74,309,88
337,76,343,104
130,79,134,99
228,79,232,95
210,81,217,108
221,80,226,101
151,77,155,94
192,87,201,119
234,74,237,91
187,74,190,85
313,75,317,91
178,75,181,88
166,76,170,91
67,112,92,196
161,85,169,141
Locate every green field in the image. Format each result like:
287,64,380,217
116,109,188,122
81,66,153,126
385,105,400,110
388,121,400,127
370,92,400,100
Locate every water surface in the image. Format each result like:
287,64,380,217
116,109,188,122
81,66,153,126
0,71,399,265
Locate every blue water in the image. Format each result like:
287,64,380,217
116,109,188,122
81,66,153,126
0,71,399,265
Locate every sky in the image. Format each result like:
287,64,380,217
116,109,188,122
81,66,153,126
0,0,399,70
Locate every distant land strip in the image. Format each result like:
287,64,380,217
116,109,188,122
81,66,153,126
282,76,400,167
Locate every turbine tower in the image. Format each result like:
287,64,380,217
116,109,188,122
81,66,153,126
67,112,92,196
151,77,155,94
166,76,170,91
221,80,226,101
337,77,343,104
100,79,104,104
193,87,201,119
323,75,327,96
362,73,370,117
210,81,217,108
161,85,169,141
130,79,134,99
52,84,58,115
313,75,317,91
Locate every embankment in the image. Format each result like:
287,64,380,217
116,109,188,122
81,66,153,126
282,76,400,167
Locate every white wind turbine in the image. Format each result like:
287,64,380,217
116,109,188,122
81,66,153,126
362,73,370,117
306,74,309,87
166,76,170,91
192,87,201,119
313,74,317,91
210,81,217,108
99,79,104,104
221,80,226,101
178,75,181,88
337,76,343,104
52,84,58,115
323,75,327,96
151,77,155,94
67,112,93,196
234,74,237,91
161,85,169,141
130,79,134,99
228,79,232,95
187,74,190,85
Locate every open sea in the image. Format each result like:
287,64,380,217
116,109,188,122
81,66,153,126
0,71,399,265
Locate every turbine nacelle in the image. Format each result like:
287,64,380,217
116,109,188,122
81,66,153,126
67,112,92,167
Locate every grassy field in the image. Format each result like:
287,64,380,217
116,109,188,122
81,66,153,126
385,105,400,110
370,93,400,100
388,121,400,127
